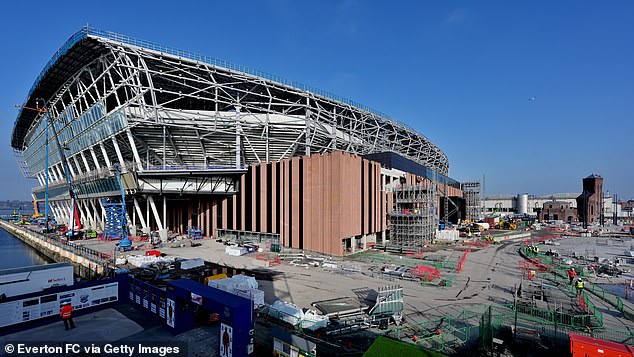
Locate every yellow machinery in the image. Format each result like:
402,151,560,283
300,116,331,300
203,273,228,285
31,200,41,219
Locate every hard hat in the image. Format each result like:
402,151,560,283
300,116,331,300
571,268,575,271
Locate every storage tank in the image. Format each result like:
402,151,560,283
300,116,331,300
518,193,529,215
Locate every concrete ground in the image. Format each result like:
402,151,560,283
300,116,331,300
75,233,634,336
0,308,144,343
7,230,633,355
0,305,220,356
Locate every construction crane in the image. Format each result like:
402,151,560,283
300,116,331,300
16,99,81,237
31,200,41,219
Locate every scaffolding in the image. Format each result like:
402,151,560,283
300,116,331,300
389,181,437,248
462,181,482,221
102,200,126,240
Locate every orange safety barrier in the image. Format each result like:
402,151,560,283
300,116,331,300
255,253,281,266
405,250,424,259
409,265,441,281
578,294,587,313
457,248,470,272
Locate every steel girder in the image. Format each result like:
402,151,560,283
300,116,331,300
18,32,450,195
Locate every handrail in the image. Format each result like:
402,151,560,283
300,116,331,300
0,220,110,265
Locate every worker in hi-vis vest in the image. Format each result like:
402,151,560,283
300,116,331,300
576,279,585,296
60,302,75,330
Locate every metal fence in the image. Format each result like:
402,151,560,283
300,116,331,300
0,220,111,265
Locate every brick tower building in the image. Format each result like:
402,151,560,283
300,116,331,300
576,174,603,227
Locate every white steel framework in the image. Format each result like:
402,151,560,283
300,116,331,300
11,27,450,230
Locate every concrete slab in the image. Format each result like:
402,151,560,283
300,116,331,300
0,308,144,343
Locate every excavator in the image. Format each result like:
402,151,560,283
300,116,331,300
495,218,518,230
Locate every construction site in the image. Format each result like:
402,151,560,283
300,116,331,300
3,26,634,357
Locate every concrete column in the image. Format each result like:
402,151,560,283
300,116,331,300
163,196,167,232
187,203,193,231
260,164,267,232
133,197,149,234
205,200,210,238
149,196,167,240
251,166,256,231
271,161,277,234
126,129,143,171
98,199,106,233
221,198,228,229
283,160,289,247
291,156,300,249
240,174,246,230
90,147,101,170
146,198,151,231
82,201,93,229
99,142,112,168
80,151,91,173
148,196,164,230
67,158,77,178
212,199,217,237
232,196,237,231
111,137,125,168
55,165,64,182
89,200,101,230
73,156,83,175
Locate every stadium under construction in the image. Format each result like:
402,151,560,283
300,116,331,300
11,27,469,256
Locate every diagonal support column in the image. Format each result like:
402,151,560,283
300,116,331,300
148,196,164,231
111,137,125,168
133,197,149,234
100,142,112,168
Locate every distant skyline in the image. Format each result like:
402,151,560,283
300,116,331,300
0,1,632,200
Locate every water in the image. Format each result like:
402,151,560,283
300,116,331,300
0,207,50,270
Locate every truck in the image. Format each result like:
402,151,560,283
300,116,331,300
0,263,74,299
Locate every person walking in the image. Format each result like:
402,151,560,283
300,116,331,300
576,279,585,296
568,268,577,284
60,302,75,330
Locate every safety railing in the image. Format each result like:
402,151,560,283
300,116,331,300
385,312,481,354
525,245,634,323
0,220,111,265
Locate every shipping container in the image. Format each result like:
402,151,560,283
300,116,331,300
570,333,634,357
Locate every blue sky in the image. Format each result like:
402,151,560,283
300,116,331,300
0,1,632,200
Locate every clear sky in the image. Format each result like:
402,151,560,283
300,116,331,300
0,1,632,200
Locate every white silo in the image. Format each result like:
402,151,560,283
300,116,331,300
518,193,529,215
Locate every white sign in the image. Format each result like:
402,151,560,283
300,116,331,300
220,323,233,357
166,298,175,328
0,282,118,328
191,292,202,305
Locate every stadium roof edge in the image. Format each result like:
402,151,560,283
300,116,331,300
12,27,439,157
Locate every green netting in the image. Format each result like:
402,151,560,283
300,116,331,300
364,336,447,357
